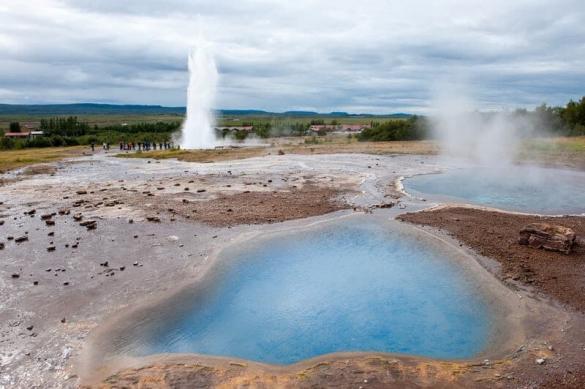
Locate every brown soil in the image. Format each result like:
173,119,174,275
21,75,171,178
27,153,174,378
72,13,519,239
399,207,585,388
398,207,585,313
152,185,349,227
85,354,506,389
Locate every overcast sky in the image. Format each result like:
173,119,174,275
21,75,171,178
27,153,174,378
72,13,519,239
0,0,584,113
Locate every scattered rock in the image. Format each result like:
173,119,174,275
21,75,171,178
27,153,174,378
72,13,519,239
45,220,55,226
47,246,56,252
11,273,20,279
80,220,97,230
0,242,4,250
100,261,109,267
0,220,4,226
62,347,72,360
73,213,83,221
40,213,54,220
146,216,161,223
15,235,28,243
519,223,576,254
197,189,206,193
26,325,34,331
278,149,285,155
76,190,87,195
48,231,54,236
536,358,546,365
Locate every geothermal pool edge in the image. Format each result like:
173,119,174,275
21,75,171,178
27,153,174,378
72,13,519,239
78,211,566,386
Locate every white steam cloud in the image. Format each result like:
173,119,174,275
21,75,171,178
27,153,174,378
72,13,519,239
430,81,535,167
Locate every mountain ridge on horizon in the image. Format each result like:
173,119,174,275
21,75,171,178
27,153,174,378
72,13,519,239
0,103,413,118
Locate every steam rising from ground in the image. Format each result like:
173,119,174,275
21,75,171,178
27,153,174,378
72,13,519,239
180,36,218,149
430,83,534,167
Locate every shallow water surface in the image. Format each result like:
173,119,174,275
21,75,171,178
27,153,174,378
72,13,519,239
406,166,585,215
117,220,490,364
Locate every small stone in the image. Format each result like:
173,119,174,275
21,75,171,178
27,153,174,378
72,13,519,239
119,266,125,271
100,261,109,267
128,219,134,224
26,325,34,331
61,318,66,323
76,190,87,195
48,231,54,236
536,358,546,365
11,273,20,278
63,282,69,286
15,235,28,243
197,189,206,193
47,246,56,252
33,281,39,285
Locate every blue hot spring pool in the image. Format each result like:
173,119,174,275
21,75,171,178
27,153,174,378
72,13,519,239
114,220,491,365
405,166,585,215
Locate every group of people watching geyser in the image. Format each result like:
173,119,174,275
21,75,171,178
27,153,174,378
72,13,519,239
119,141,175,151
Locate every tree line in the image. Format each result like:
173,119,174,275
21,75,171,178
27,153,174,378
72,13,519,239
1,116,181,150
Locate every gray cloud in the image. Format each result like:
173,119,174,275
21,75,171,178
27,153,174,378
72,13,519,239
0,0,584,113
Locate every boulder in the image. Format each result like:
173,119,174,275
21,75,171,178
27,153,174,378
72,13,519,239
519,223,576,255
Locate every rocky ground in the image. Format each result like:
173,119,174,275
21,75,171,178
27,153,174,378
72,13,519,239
2,150,585,388
0,151,435,388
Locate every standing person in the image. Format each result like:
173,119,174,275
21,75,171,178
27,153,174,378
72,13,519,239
119,142,123,151
91,142,95,152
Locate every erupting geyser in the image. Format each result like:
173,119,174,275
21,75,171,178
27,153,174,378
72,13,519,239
180,39,218,149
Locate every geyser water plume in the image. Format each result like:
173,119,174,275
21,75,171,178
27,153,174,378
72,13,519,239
180,37,218,149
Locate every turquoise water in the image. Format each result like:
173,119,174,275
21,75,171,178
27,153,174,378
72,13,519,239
119,221,490,364
406,166,585,215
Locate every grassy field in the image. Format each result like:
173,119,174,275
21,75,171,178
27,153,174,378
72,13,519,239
519,136,585,168
0,146,87,173
2,136,585,175
119,136,585,169
117,137,439,163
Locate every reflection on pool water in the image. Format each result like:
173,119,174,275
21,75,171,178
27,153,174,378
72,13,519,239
116,220,491,365
405,166,585,215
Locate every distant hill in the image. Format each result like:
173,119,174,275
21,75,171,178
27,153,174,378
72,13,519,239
0,103,413,118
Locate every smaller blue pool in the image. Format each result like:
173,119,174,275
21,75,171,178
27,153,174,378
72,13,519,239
112,219,492,365
406,166,585,215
